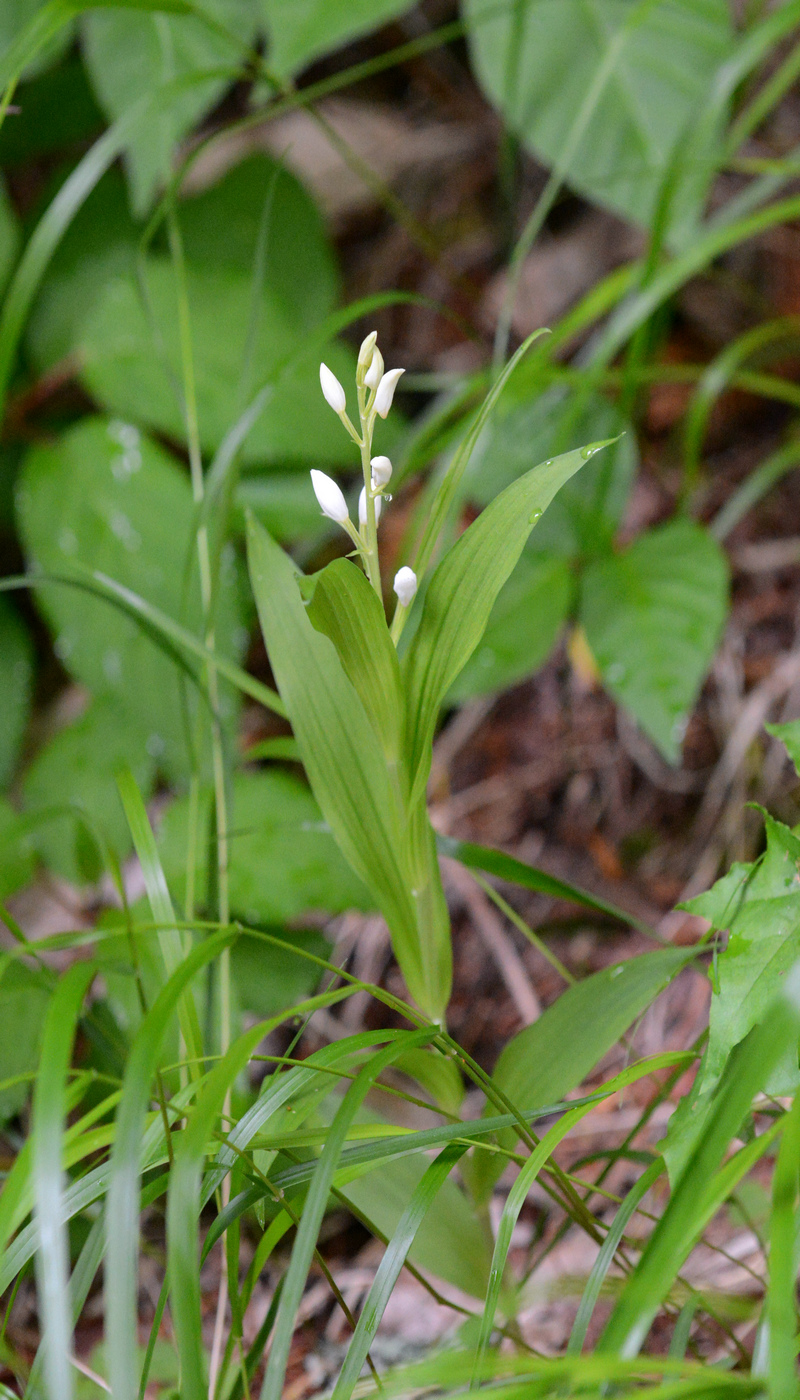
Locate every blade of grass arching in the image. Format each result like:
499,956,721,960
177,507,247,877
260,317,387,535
0,573,285,718
332,1142,468,1400
710,437,800,541
116,765,203,1073
260,1027,434,1400
167,1022,268,1400
470,1055,680,1385
105,929,232,1400
767,1090,800,1400
436,834,651,934
567,1158,664,1357
31,962,96,1400
599,986,800,1359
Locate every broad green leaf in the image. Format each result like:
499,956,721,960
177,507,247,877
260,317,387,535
77,259,359,467
262,0,415,78
25,167,139,372
0,800,35,903
235,472,326,541
81,0,258,214
404,442,607,802
157,769,372,922
0,597,33,790
340,1134,491,1300
448,552,572,701
471,946,694,1201
178,152,339,330
17,416,244,781
305,558,404,764
0,55,103,169
247,515,449,1019
581,519,729,764
464,385,636,559
22,696,156,885
231,930,330,1017
766,717,800,778
0,960,52,1123
0,178,20,296
464,0,733,236
664,814,800,1183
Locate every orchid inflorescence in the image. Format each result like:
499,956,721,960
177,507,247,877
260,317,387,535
312,332,417,615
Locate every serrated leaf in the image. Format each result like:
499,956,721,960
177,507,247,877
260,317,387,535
448,552,573,702
464,0,733,237
17,416,244,781
261,0,415,78
77,259,358,468
581,519,729,764
464,385,636,559
664,814,800,1184
158,769,372,923
404,441,606,803
247,515,450,1018
81,0,258,214
471,946,694,1201
0,597,33,791
22,696,156,885
305,558,404,764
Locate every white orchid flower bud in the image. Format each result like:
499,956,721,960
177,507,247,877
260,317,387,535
357,330,378,370
393,566,417,608
374,367,404,418
358,487,382,528
319,362,346,414
370,455,392,488
364,346,384,391
311,469,349,524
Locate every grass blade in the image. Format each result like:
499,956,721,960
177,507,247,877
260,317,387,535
767,1090,800,1400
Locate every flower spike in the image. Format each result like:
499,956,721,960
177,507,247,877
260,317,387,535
319,362,346,414
393,566,417,607
311,469,349,524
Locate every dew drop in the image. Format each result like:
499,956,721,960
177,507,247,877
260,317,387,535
529,508,542,524
580,445,596,460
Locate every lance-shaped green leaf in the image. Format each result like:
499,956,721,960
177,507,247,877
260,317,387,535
247,516,447,1019
305,557,404,768
403,442,610,802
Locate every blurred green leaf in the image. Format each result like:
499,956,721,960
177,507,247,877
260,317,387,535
25,167,139,372
464,385,636,560
0,0,74,81
665,813,800,1183
22,695,156,885
0,799,36,902
78,258,359,467
0,55,103,168
766,717,800,778
235,473,326,540
0,178,20,297
231,929,330,1017
178,152,339,330
581,519,729,764
464,0,733,235
262,0,416,78
158,769,372,922
471,946,694,1201
448,552,573,701
0,598,33,791
17,416,244,781
0,961,52,1124
342,1148,492,1300
81,0,258,214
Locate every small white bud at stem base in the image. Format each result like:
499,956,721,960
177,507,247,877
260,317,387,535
365,347,384,390
359,487,382,527
370,455,392,487
393,566,417,608
320,362,346,414
311,469,349,524
374,367,404,418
